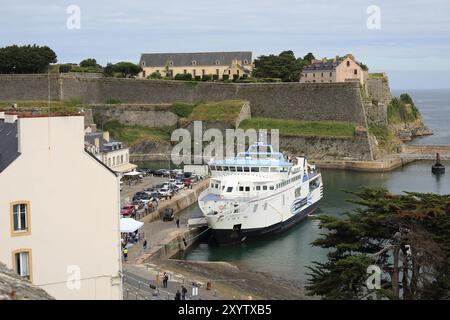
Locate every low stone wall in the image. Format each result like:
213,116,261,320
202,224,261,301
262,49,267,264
91,104,178,128
280,132,373,161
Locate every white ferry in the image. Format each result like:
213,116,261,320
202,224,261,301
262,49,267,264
198,143,323,245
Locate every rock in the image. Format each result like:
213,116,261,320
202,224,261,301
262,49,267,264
0,262,54,300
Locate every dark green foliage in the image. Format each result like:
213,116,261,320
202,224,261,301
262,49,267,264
0,45,57,73
303,52,315,63
387,94,420,124
59,64,72,73
222,74,229,81
147,71,163,79
105,98,122,104
307,188,450,300
173,73,193,81
212,74,219,81
170,102,197,118
194,76,201,81
79,58,101,69
253,50,309,82
103,61,142,78
202,74,212,81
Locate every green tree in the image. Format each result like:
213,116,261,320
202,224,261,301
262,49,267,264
306,188,450,300
59,64,73,73
303,52,315,63
0,45,57,73
253,50,308,82
103,62,142,78
79,58,101,68
173,73,193,81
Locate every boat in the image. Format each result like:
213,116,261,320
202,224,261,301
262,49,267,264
198,142,323,245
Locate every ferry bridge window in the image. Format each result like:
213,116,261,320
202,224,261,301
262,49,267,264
239,186,244,191
245,186,250,192
295,187,301,197
263,186,268,191
251,167,259,172
260,167,269,172
229,166,236,172
226,187,233,192
216,166,222,171
236,167,243,172
215,184,219,188
210,165,216,170
223,166,229,171
281,167,288,172
256,186,261,191
244,167,250,172
270,167,280,172
269,186,274,190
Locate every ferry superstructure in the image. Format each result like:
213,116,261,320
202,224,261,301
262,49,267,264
198,143,323,245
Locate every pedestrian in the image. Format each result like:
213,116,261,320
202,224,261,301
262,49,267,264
174,290,181,300
181,285,187,300
123,247,128,260
176,218,180,228
143,239,148,250
163,273,169,288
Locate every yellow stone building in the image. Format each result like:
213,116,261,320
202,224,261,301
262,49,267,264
139,51,253,80
300,54,367,84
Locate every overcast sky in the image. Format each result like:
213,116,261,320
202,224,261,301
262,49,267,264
1,0,449,89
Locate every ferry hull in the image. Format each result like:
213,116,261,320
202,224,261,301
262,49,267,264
211,202,319,245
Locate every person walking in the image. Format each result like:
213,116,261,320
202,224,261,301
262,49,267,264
181,285,188,300
123,247,128,261
143,239,148,250
176,218,180,228
174,290,181,300
163,273,169,288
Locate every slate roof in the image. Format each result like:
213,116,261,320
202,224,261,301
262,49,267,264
139,51,252,67
0,119,20,173
84,132,126,153
302,59,342,72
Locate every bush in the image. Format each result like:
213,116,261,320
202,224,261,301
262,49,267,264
59,64,72,73
173,73,193,81
212,74,219,81
222,74,229,81
233,74,239,81
147,71,162,79
202,74,212,81
194,76,201,81
171,102,197,118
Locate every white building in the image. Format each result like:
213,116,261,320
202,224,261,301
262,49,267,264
84,131,137,174
0,113,122,299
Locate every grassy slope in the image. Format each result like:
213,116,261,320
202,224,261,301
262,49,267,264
185,100,244,125
239,118,356,137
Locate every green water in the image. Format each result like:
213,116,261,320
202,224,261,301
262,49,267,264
175,161,450,286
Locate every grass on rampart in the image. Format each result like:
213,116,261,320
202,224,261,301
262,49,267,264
100,120,173,146
239,118,357,137
186,100,244,125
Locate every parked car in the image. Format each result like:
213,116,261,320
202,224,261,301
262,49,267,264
153,169,168,177
121,205,135,216
158,187,172,198
162,208,174,221
182,178,192,187
132,192,147,202
139,193,153,204
175,181,184,189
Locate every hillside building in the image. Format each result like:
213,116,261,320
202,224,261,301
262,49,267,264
300,54,367,84
139,51,253,80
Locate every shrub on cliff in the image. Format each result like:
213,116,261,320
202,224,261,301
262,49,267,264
0,45,57,73
171,102,197,118
387,95,420,124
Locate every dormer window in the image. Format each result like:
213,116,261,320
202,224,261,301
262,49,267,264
215,60,220,65
243,59,249,65
141,61,145,67
168,60,174,66
192,60,197,66
347,61,350,67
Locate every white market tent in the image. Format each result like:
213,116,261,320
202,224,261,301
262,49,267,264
120,218,144,233
123,170,143,177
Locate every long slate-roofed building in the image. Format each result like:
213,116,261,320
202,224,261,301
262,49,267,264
139,51,253,80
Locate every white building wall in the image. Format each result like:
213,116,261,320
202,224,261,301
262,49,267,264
0,116,122,300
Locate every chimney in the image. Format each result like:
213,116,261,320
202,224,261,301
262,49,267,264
103,131,110,142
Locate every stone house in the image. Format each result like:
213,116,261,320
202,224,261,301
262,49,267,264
300,54,367,84
139,51,253,80
0,113,122,299
84,130,137,174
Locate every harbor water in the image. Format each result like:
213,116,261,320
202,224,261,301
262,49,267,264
138,89,450,287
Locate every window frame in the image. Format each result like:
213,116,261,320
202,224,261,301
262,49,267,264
10,201,31,237
12,248,33,281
